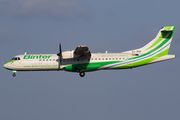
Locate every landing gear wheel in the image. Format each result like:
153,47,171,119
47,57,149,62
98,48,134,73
12,73,16,77
79,71,85,77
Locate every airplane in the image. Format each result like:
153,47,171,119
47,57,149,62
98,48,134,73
3,26,176,77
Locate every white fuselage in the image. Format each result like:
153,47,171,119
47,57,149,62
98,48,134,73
4,51,134,71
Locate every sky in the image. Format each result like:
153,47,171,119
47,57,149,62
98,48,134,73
0,0,180,120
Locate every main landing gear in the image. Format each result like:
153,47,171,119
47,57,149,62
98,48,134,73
75,67,85,77
79,71,85,77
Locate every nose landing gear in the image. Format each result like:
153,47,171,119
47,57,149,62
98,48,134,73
12,73,16,77
12,70,17,77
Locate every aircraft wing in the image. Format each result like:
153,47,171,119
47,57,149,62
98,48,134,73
74,46,91,57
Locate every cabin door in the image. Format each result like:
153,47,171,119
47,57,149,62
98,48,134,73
128,52,133,67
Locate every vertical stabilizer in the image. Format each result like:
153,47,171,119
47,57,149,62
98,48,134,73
140,26,175,55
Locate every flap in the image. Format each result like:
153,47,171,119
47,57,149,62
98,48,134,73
74,46,91,57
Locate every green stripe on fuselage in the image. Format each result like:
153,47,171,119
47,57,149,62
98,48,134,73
4,60,16,65
63,61,121,72
115,48,170,69
64,48,170,72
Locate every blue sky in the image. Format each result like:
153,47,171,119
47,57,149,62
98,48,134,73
1,0,180,120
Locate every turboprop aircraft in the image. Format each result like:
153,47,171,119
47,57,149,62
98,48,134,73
3,26,176,77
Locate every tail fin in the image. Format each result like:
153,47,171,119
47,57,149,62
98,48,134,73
141,26,175,54
124,26,175,55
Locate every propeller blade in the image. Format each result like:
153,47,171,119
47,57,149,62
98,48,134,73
57,43,62,57
59,43,62,66
57,43,62,70
59,43,62,57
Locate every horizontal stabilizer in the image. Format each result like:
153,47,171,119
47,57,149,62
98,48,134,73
149,55,175,64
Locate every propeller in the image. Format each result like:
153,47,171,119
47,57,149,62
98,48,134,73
57,43,62,70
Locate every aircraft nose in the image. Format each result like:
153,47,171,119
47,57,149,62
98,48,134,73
3,64,6,68
3,63,9,69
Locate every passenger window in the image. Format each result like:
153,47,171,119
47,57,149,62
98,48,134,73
95,58,97,60
116,58,118,60
106,58,108,60
43,59,45,61
46,59,48,61
99,58,101,60
109,58,111,60
119,58,121,60
102,58,104,60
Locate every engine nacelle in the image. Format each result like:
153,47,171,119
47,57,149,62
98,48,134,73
62,50,74,58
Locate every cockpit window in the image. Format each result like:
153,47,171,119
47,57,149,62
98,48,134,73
11,57,20,60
